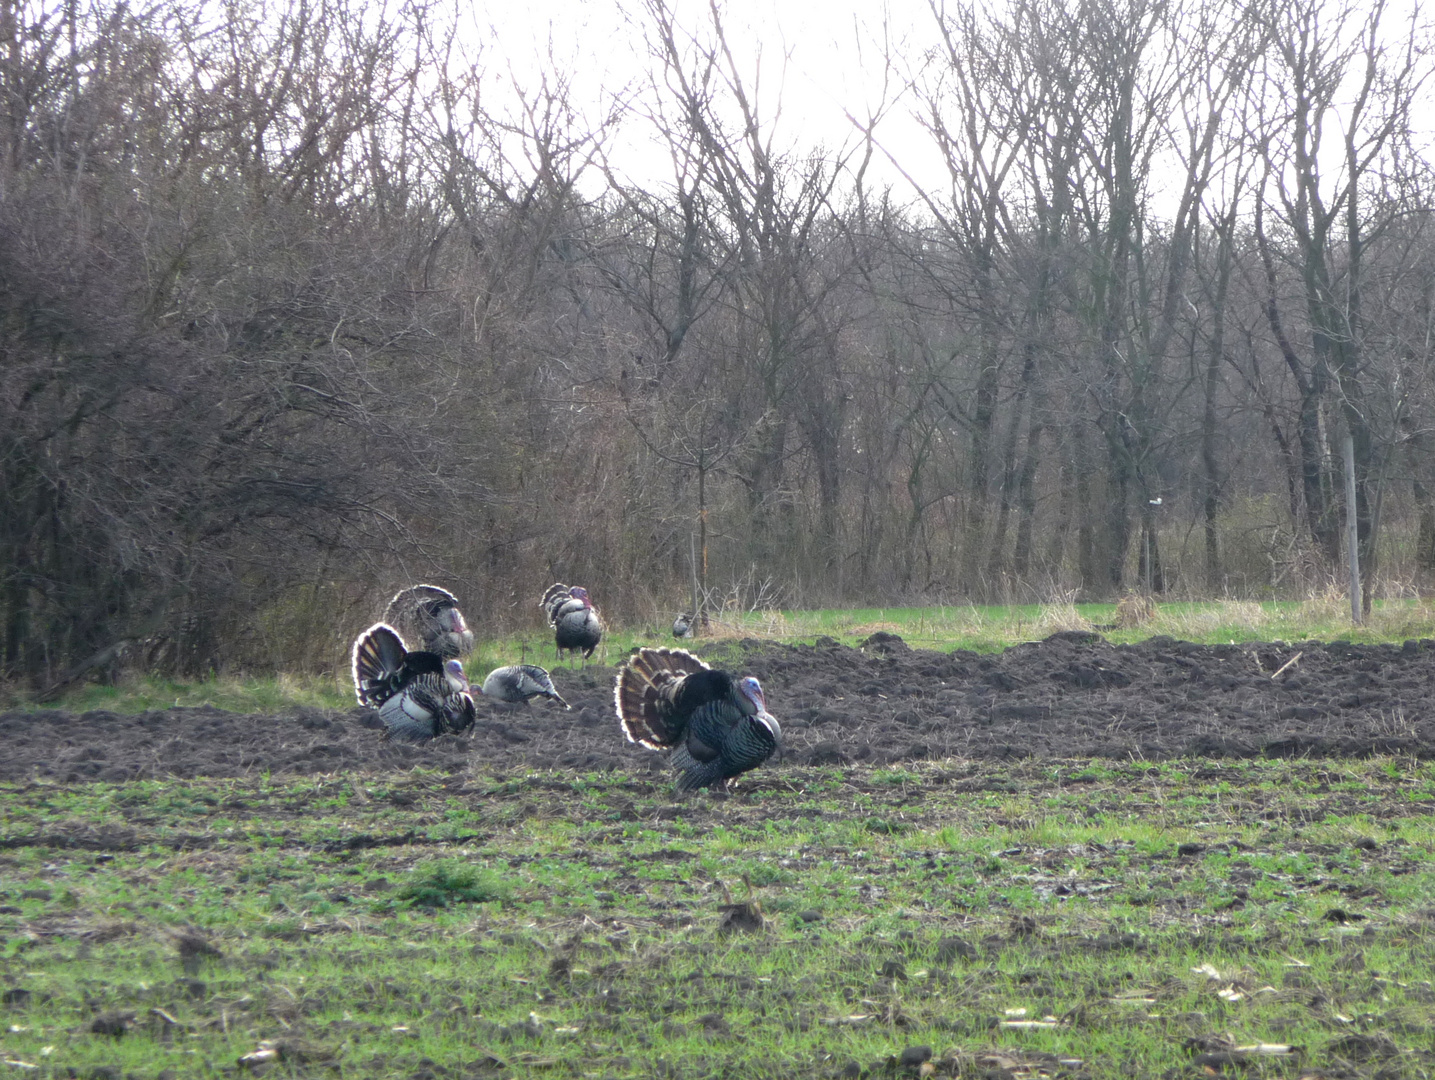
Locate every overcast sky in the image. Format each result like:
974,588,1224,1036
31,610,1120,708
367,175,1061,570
478,0,943,194
472,0,1435,217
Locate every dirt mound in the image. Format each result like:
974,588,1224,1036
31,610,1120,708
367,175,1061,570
4,633,1433,783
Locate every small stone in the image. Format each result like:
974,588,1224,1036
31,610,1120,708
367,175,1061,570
89,1012,131,1037
899,1045,933,1067
935,936,977,963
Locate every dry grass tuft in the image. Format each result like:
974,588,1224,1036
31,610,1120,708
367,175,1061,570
717,900,766,934
1114,593,1157,628
1031,603,1092,636
1154,601,1269,639
849,621,907,637
1365,599,1435,640
696,608,791,641
1299,583,1355,621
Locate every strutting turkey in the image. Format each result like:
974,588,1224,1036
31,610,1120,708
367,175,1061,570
672,612,693,639
382,584,474,660
479,664,571,709
540,583,603,662
614,647,782,791
351,623,476,742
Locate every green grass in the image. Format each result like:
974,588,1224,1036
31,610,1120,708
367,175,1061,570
17,597,1435,717
1,759,1433,1077
705,595,1435,652
36,671,351,715
393,860,513,909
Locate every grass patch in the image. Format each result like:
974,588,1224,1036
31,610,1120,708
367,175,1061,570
16,597,1435,716
1,759,1432,1077
393,859,511,909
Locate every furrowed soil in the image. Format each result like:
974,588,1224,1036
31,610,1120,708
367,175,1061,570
4,632,1434,783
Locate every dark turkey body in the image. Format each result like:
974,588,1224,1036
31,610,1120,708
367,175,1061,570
554,607,602,657
614,648,780,791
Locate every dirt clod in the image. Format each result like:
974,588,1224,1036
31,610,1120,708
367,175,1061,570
898,1045,933,1066
89,1011,132,1036
717,901,764,934
935,936,978,963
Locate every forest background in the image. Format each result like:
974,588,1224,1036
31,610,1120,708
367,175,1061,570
4,0,1435,685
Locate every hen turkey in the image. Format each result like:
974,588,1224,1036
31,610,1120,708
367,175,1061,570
672,612,693,639
614,647,782,791
383,584,474,659
351,623,476,742
479,664,571,709
540,583,603,662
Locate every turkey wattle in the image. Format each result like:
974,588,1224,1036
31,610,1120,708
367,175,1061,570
351,623,476,742
614,647,782,791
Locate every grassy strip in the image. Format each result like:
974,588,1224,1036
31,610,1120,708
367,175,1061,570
21,597,1435,717
1,758,1432,1077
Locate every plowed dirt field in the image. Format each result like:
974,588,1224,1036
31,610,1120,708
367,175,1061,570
6,632,1433,784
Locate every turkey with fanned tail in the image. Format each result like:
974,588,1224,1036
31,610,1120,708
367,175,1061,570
540,583,603,662
478,664,571,709
351,623,476,742
382,584,474,659
614,647,782,791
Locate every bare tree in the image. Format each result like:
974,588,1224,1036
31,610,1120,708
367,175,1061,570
1251,0,1433,609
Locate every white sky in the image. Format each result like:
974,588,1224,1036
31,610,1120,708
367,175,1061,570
471,0,1435,215
476,0,943,195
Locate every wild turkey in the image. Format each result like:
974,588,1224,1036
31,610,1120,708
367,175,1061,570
540,583,603,662
672,612,693,639
351,623,476,742
479,664,571,709
614,647,782,791
383,584,474,659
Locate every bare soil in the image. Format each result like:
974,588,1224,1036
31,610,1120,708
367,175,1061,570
5,632,1434,784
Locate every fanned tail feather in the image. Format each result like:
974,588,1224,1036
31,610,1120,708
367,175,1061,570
384,584,459,624
614,647,708,749
351,623,409,706
540,582,571,623
384,584,472,659
518,664,571,709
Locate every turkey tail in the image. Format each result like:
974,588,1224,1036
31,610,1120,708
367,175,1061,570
614,647,708,749
385,584,472,659
384,583,459,622
351,623,408,706
539,582,569,619
519,664,572,710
